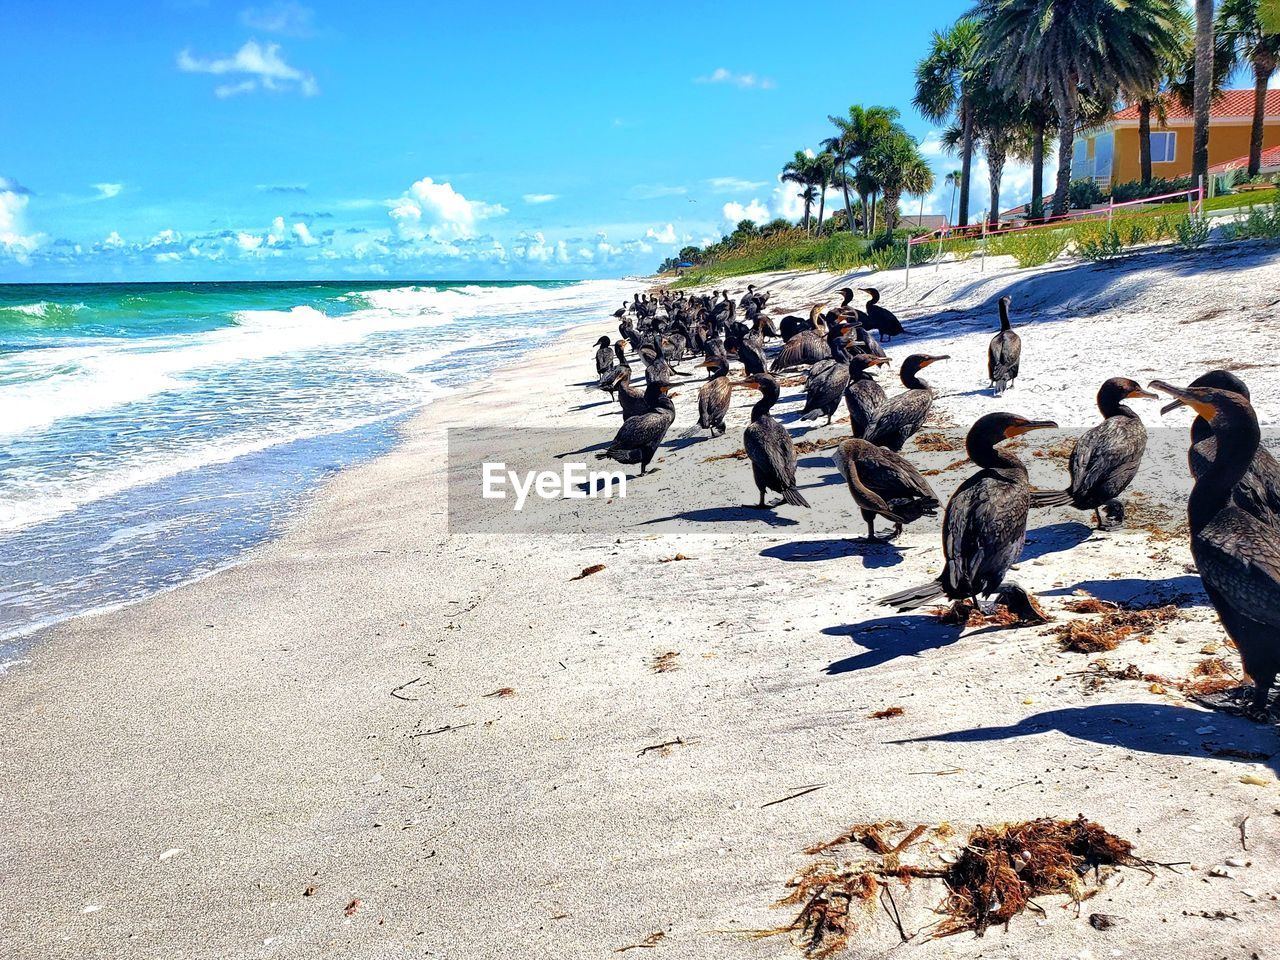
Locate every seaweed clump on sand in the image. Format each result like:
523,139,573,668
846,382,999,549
1051,603,1179,653
759,817,1144,956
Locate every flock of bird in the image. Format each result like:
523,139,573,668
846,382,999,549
588,285,1280,716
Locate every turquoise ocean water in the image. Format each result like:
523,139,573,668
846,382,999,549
0,279,639,658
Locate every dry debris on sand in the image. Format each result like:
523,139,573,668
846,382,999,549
1051,602,1180,652
763,817,1145,956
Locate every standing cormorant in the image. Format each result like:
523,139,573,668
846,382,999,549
861,288,905,340
694,357,733,437
597,382,677,474
832,439,939,541
1165,370,1280,528
845,354,890,438
1031,377,1157,528
1151,381,1280,714
863,354,948,451
739,373,810,509
594,335,617,376
880,412,1057,611
987,296,1021,393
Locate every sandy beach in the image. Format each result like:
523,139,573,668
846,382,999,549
5,245,1280,959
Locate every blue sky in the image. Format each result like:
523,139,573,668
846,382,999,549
2,0,1022,281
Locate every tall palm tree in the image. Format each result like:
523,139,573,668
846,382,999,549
944,169,963,225
1022,95,1057,218
823,105,902,235
865,132,935,235
976,0,1190,216
1217,0,1280,176
781,151,819,233
812,151,836,232
1192,0,1216,190
914,17,984,227
1119,11,1191,187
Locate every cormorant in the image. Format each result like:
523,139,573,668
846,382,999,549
987,295,1021,393
880,412,1057,611
861,288,905,340
1031,377,1157,528
780,304,823,343
1151,381,1280,714
770,312,832,371
739,373,810,509
1165,370,1280,528
597,382,677,474
863,354,948,451
845,354,890,438
695,357,733,437
594,335,616,376
799,325,854,425
832,438,939,541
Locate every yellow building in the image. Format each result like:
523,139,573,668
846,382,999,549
1075,89,1280,187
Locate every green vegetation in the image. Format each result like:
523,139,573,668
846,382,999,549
987,228,1071,267
1068,179,1105,210
1223,201,1280,240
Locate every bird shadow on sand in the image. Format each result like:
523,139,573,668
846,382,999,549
822,614,960,674
1042,574,1206,608
762,538,905,568
1019,521,1095,561
569,399,613,412
890,702,1278,775
553,441,612,459
640,506,800,528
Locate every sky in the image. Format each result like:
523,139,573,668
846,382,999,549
2,0,1045,282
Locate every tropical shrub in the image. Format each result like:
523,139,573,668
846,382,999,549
1224,202,1280,241
1107,177,1194,204
1069,178,1105,209
1075,224,1124,260
988,228,1070,267
1174,214,1210,250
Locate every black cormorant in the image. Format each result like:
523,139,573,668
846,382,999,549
987,296,1021,393
739,373,810,509
832,438,939,540
863,354,948,451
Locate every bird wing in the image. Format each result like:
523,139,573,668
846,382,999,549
1069,417,1145,502
943,471,1028,596
1195,510,1280,627
744,417,797,489
866,390,932,449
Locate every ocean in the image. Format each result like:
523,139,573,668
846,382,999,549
0,278,640,658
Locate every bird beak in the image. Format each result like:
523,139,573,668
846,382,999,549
1150,380,1216,420
667,391,680,398
869,356,891,367
920,355,950,367
1004,419,1058,437
1126,388,1160,401
732,380,763,391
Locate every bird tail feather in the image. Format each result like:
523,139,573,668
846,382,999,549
781,486,810,508
878,579,946,610
1030,489,1073,508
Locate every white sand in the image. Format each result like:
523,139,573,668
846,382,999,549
3,244,1280,959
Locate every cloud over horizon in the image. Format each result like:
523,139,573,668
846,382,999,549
177,40,319,98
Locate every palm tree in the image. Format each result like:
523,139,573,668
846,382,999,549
823,105,902,235
865,132,935,235
1217,0,1280,177
976,0,1190,217
812,151,836,233
944,169,963,226
1192,0,1215,189
781,151,819,233
1121,13,1191,188
914,17,984,227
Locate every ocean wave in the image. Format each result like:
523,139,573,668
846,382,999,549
0,301,88,325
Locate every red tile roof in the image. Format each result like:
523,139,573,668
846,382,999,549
1113,89,1280,121
1209,143,1280,173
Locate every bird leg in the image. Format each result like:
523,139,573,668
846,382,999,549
994,582,1051,625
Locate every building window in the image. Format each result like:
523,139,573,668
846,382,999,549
1151,131,1177,163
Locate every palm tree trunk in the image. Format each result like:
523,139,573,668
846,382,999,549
816,188,826,233
883,190,900,234
840,167,855,233
1192,0,1214,190
1051,80,1077,217
1030,121,1045,222
987,146,1006,228
857,189,870,236
1138,99,1153,186
869,190,879,234
1250,61,1270,177
802,201,811,235
958,96,974,227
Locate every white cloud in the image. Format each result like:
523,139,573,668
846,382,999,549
522,193,558,204
645,223,677,244
240,2,315,36
177,40,319,97
154,251,183,263
0,183,42,262
102,230,125,249
707,177,768,194
387,177,506,241
292,221,316,245
771,179,806,222
695,67,776,90
92,183,122,200
723,199,770,225
146,228,183,248
237,232,264,251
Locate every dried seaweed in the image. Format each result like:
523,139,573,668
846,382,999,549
869,706,905,720
652,651,680,673
1050,605,1179,652
913,432,960,453
571,564,606,581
